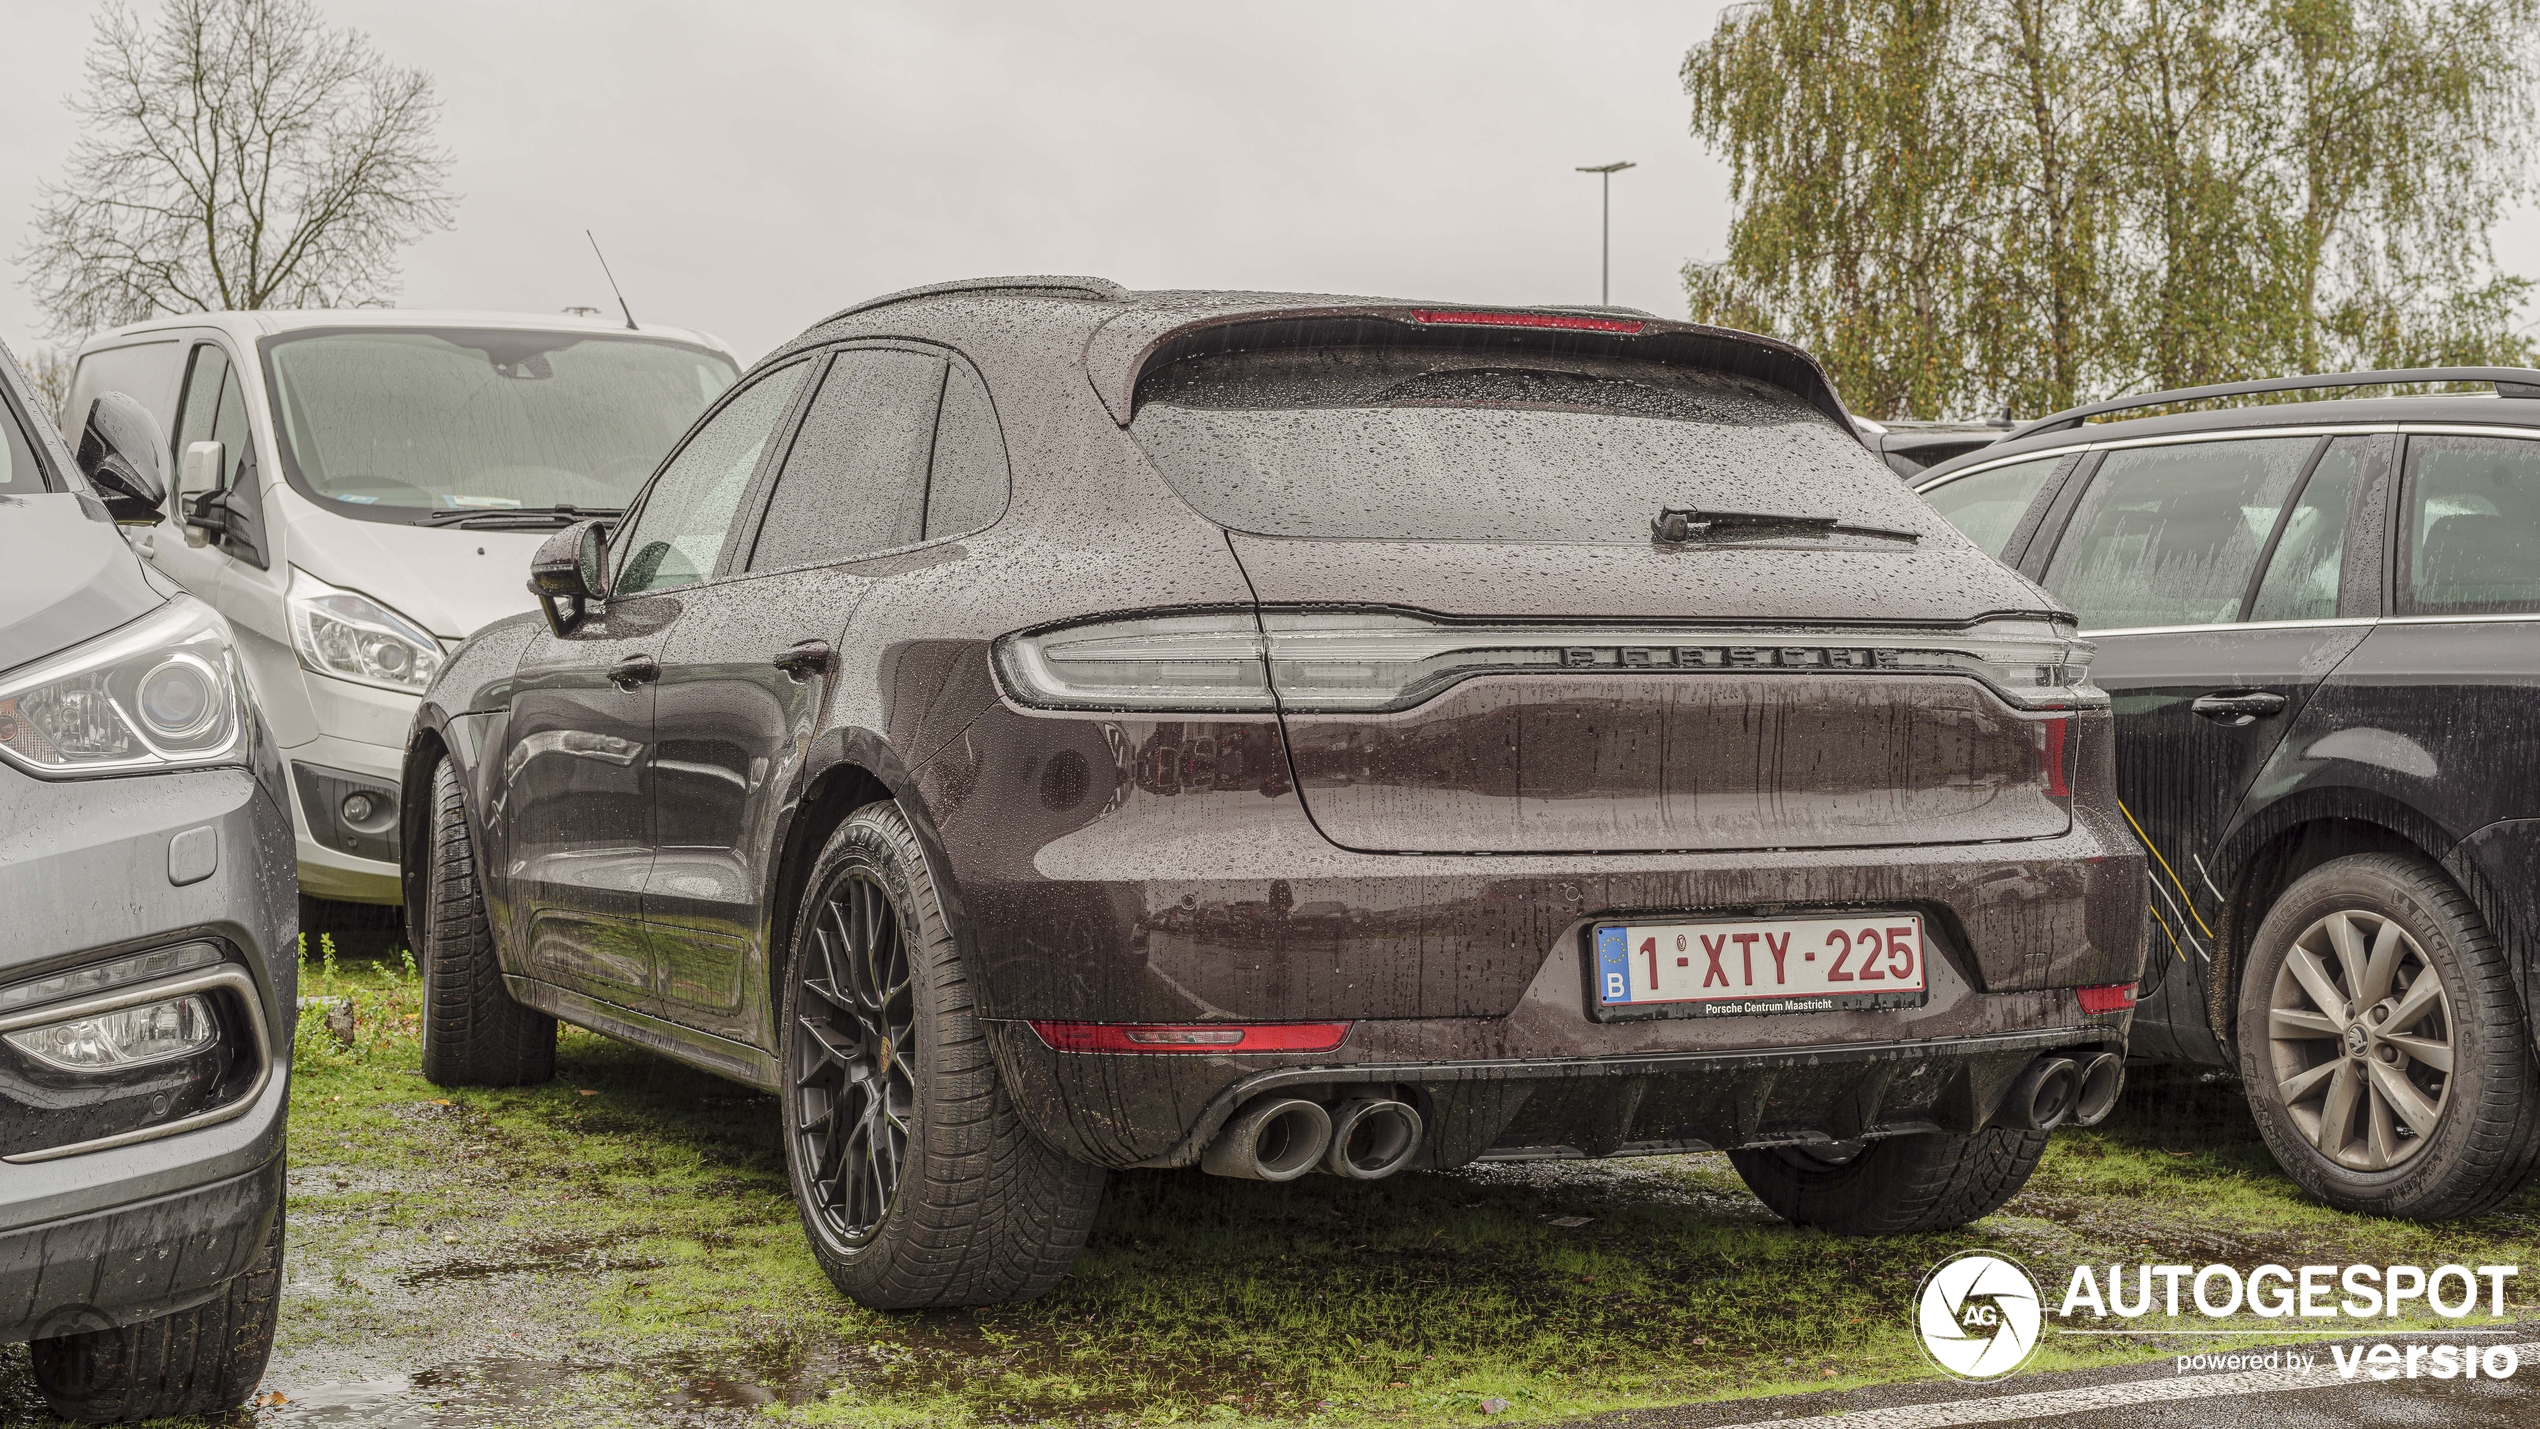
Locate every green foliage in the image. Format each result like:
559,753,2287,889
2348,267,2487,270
1684,0,2539,420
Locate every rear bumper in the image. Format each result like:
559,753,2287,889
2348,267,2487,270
917,706,2146,1169
990,1023,2127,1169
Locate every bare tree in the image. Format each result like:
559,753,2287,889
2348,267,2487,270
17,347,76,423
21,0,457,337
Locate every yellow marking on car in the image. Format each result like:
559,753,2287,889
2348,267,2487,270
2119,801,2213,938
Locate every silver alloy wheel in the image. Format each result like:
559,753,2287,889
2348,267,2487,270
2266,908,2454,1171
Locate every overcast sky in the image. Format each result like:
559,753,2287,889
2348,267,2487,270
3,0,2534,372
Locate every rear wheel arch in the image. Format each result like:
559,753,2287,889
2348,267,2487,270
2212,805,2464,1057
766,733,973,1023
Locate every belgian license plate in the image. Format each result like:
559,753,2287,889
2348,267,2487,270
1590,913,1929,1019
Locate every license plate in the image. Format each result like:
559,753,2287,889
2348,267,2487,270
1590,913,1928,1019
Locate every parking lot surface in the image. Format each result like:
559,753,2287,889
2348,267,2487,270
4,953,2537,1427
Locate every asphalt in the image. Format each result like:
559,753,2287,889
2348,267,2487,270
1569,1327,2540,1429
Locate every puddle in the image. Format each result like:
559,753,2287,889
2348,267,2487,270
264,1375,425,1425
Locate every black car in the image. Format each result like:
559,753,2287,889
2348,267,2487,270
1910,366,2540,1219
403,278,2143,1310
0,340,297,1422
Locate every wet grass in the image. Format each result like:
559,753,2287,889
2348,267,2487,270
5,953,2540,1426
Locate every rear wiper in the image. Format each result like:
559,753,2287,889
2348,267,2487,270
1650,507,1919,545
413,504,622,529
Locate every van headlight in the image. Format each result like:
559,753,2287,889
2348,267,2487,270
287,568,444,693
0,596,251,776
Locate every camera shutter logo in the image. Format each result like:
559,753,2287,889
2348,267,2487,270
1917,1251,2043,1381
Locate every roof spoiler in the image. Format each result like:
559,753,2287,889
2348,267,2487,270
2004,366,2540,443
1084,302,1858,436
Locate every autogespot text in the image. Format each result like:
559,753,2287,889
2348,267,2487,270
2058,1262,2523,1381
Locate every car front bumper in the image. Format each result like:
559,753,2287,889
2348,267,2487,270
0,755,297,1342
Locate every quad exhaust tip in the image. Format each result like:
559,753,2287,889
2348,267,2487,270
2004,1055,2080,1131
2071,1052,2125,1128
1324,1098,1423,1180
1201,1097,1331,1181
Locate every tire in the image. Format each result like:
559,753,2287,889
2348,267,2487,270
30,1203,283,1422
778,800,1106,1309
1730,1127,2050,1235
2236,853,2540,1220
418,758,555,1087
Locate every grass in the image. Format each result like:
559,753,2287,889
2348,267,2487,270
5,947,2540,1426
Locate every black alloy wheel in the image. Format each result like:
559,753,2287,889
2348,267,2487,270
777,801,1107,1309
792,866,917,1245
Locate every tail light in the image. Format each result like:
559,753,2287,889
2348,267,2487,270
2038,716,2072,799
1029,1021,1352,1054
2077,983,2138,1014
1409,308,1646,334
994,609,2102,715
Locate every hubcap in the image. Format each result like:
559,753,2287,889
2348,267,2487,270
790,868,915,1245
2266,909,2453,1171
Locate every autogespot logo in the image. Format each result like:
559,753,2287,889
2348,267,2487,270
1917,1251,2044,1381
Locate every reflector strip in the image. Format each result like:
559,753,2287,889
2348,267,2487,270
2038,717,2071,799
1408,308,1646,334
2076,983,2138,1014
1027,1021,1352,1054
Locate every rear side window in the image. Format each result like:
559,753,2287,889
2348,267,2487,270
2248,437,2368,623
2401,434,2540,616
1129,348,1933,544
925,360,1010,540
2042,437,2316,630
748,347,944,572
1919,456,2061,558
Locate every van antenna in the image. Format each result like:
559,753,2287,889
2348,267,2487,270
585,230,638,330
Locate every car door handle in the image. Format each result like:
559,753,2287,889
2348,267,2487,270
2190,690,2288,726
773,640,832,680
607,655,661,689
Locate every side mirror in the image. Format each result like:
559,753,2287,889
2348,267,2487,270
180,440,225,548
75,392,168,526
528,518,610,636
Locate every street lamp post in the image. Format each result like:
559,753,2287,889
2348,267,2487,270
1575,160,1636,307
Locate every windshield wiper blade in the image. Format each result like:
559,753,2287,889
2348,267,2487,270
413,504,623,528
1650,507,1919,545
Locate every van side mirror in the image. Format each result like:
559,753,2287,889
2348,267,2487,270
528,518,610,636
75,392,168,526
180,440,224,548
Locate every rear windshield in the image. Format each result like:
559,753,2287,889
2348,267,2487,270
1130,348,1930,544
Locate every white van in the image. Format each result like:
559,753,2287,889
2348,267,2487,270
63,311,739,917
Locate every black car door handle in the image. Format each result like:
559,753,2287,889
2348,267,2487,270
2190,690,2288,726
773,640,833,680
607,655,660,689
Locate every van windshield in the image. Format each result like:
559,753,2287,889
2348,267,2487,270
262,328,738,517
1130,348,1933,544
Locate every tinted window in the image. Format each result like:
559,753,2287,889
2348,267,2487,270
747,348,945,572
614,362,811,596
2042,437,2316,630
1129,348,1937,544
925,360,1010,540
2249,438,2365,623
2401,434,2540,616
1919,456,2061,558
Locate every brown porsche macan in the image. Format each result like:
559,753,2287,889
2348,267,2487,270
400,280,2147,1309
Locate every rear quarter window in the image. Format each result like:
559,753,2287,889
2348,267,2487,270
1129,348,1942,544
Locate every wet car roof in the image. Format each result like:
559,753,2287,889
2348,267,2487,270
1913,392,2540,483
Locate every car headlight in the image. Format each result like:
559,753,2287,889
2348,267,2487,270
0,596,251,776
287,568,445,693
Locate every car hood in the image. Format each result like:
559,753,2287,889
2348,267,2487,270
0,494,169,676
287,513,555,641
